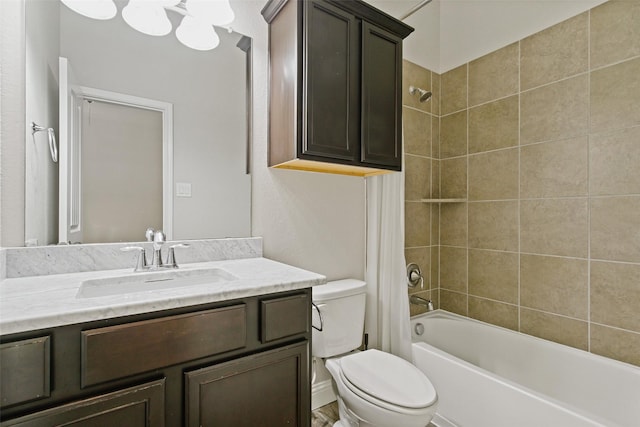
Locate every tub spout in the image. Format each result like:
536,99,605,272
410,295,434,311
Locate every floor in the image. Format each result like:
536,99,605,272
311,401,438,426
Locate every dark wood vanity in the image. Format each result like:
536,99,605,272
262,0,413,176
0,288,311,426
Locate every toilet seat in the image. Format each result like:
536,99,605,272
339,350,437,414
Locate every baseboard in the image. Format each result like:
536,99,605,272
311,379,336,410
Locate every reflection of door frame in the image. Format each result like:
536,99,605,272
76,86,174,239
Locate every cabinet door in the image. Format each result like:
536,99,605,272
185,342,310,427
1,379,165,427
361,21,403,170
302,0,359,163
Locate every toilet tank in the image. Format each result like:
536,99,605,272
312,279,367,358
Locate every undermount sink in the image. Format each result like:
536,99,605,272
76,268,239,298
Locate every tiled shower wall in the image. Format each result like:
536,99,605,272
403,60,441,316
405,0,640,367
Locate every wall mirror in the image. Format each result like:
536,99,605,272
24,0,252,246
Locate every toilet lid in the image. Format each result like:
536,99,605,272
340,350,437,409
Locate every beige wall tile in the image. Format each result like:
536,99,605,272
432,116,440,159
405,202,431,247
403,108,431,157
403,59,432,113
520,308,588,351
431,204,439,245
468,249,518,304
468,96,519,154
468,148,519,201
520,198,588,257
440,202,468,247
591,0,640,69
590,126,640,196
591,57,640,133
432,72,441,116
431,245,439,288
469,297,518,331
591,196,640,263
521,74,589,145
440,290,468,316
520,255,588,319
468,201,519,251
591,324,640,367
520,136,588,198
440,111,467,158
441,64,467,115
591,261,640,333
431,160,441,199
405,155,432,200
405,247,431,291
468,42,519,107
441,157,467,199
440,246,467,292
520,12,588,90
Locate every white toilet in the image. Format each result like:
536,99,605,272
312,279,438,427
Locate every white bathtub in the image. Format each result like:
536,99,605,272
411,310,640,427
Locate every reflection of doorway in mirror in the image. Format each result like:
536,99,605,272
81,100,163,243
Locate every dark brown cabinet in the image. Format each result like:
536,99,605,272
0,289,312,427
262,0,413,177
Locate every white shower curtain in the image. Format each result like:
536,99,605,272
365,171,413,362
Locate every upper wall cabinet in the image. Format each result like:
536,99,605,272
262,0,414,177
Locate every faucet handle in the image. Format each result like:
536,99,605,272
145,228,155,242
120,246,148,272
166,243,190,268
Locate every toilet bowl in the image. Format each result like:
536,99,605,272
312,280,438,427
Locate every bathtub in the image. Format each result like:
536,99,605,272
410,310,640,427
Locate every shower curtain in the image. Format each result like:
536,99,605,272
365,171,413,362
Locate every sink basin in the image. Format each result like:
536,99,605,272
76,268,239,298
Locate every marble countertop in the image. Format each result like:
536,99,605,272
0,257,326,336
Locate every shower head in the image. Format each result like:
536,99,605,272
409,85,432,102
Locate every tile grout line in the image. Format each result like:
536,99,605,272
517,39,522,333
465,62,470,317
586,9,592,354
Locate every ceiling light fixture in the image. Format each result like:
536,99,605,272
60,0,234,51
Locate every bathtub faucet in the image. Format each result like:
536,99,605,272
410,295,434,311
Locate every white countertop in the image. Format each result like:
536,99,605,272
0,257,326,336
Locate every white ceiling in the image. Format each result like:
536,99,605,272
368,0,608,73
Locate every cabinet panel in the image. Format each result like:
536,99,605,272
82,304,246,386
303,0,359,162
0,336,50,408
1,379,164,427
261,293,309,342
361,22,402,169
185,343,310,427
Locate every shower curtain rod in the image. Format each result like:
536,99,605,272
399,0,433,21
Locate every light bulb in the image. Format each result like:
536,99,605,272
185,0,235,26
176,15,220,51
122,1,172,36
61,0,117,20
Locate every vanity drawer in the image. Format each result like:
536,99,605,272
260,293,309,343
81,305,246,386
0,336,50,408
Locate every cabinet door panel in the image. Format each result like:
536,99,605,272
361,22,402,169
185,343,309,427
303,0,359,162
1,379,164,427
0,336,50,408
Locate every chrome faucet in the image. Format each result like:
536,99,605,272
409,295,434,311
120,229,190,272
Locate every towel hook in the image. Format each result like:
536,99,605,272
31,122,58,163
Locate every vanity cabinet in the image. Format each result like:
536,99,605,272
0,289,311,426
262,0,413,177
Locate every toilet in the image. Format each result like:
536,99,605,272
312,279,438,427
